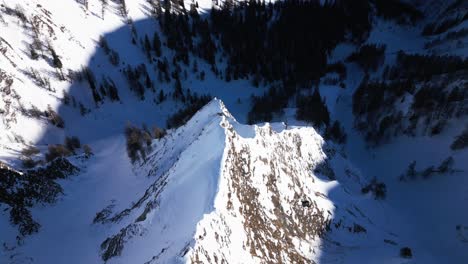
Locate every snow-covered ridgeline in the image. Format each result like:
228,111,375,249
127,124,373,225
88,99,393,264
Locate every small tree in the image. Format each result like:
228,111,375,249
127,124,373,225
28,105,43,119
50,48,64,80
29,44,39,60
124,124,151,163
64,136,81,153
152,32,162,57
325,120,347,144
158,90,165,102
361,178,387,200
119,0,129,18
46,42,64,80
21,146,40,168
200,71,205,81
21,146,40,157
45,144,71,162
45,105,65,128
406,161,417,179
437,156,454,174
109,50,120,66
152,127,166,139
62,90,70,105
451,127,468,150
400,247,412,258
149,0,163,17
173,77,183,100
99,0,108,19
99,36,110,54
22,158,37,168
83,144,93,158
421,166,434,179
296,89,330,127
79,102,88,116
144,34,152,60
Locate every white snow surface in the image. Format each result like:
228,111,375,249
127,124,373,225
0,0,266,164
3,97,463,264
0,98,391,263
1,0,467,263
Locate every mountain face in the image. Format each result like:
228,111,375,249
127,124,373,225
1,99,407,264
99,99,337,263
1,0,468,263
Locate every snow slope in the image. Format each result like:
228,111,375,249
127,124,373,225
323,4,468,263
0,0,266,164
1,0,467,263
1,99,428,263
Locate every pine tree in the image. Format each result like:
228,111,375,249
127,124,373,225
326,120,347,144
79,103,87,116
145,73,152,89
192,60,198,73
173,78,183,100
119,0,129,18
296,89,330,127
29,44,39,60
99,35,110,54
144,34,152,60
107,80,120,101
62,90,70,105
223,0,234,11
149,0,162,17
158,90,165,102
200,70,205,81
48,43,64,80
163,0,172,13
92,89,102,105
99,0,108,19
152,32,162,57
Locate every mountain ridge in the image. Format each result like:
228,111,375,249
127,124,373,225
1,0,467,263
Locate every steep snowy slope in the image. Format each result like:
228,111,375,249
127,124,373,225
0,0,266,164
323,3,468,263
1,0,467,263
1,99,428,263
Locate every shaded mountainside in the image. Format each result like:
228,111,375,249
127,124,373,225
97,99,349,263
0,0,467,263
3,99,411,263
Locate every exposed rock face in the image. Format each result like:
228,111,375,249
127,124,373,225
188,110,333,264
97,100,342,263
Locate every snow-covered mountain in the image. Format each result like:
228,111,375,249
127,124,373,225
0,99,433,263
1,0,467,263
